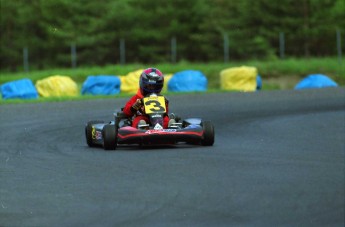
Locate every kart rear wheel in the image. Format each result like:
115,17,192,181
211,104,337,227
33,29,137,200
85,120,104,147
102,124,117,150
201,121,214,146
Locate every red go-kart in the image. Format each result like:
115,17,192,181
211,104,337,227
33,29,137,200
85,94,215,150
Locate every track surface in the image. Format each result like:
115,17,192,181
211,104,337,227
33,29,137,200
1,88,344,227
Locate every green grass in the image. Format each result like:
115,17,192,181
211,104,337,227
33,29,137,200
0,93,129,104
1,57,344,104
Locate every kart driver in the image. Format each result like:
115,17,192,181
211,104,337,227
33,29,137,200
123,68,174,129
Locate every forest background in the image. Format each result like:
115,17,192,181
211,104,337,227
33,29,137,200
1,0,344,70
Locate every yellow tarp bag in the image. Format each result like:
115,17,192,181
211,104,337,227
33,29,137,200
119,69,144,94
162,74,172,92
220,66,258,92
35,75,78,97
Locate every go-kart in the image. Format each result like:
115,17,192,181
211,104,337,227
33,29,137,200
85,93,215,150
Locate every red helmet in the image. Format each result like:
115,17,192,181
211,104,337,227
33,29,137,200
139,68,164,96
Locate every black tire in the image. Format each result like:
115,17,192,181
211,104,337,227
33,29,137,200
102,124,117,150
85,120,104,147
201,121,215,146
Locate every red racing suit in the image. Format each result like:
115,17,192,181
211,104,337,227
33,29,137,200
123,89,170,128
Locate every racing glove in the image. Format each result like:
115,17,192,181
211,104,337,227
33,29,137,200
131,99,142,111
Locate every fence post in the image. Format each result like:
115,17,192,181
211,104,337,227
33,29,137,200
336,29,342,64
279,32,285,59
23,47,29,72
71,43,77,68
120,38,126,65
223,33,229,63
171,36,177,64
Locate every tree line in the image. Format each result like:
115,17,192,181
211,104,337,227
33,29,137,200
1,0,344,71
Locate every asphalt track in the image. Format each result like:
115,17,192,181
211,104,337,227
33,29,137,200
1,88,344,227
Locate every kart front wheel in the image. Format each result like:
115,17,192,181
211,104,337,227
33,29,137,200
85,120,104,147
201,121,215,146
102,124,117,150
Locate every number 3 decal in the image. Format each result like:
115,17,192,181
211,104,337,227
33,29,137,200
145,100,165,112
143,96,166,113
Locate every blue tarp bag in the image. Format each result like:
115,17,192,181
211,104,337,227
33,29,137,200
81,75,121,95
0,79,38,99
295,74,338,90
256,74,262,90
168,70,207,92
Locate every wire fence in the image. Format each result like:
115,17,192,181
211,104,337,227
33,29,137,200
21,30,342,72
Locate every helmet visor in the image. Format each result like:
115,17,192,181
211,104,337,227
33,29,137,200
142,81,163,94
